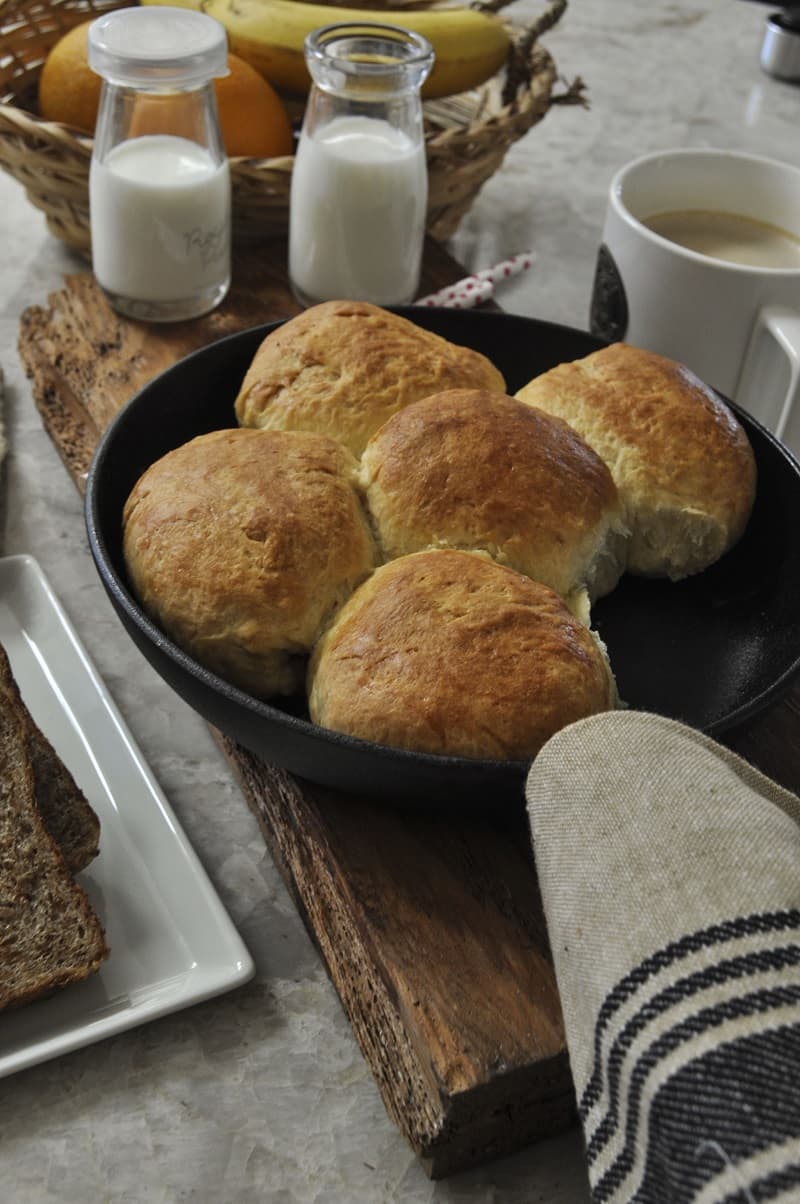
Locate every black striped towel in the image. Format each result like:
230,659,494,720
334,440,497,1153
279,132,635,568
526,710,800,1204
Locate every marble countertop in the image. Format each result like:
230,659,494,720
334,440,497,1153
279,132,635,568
1,1,798,1200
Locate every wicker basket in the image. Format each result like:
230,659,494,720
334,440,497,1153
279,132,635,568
0,0,579,253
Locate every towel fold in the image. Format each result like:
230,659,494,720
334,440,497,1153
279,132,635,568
526,710,800,1204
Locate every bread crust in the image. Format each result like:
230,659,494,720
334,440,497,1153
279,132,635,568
516,342,757,579
0,646,100,874
308,549,616,761
123,427,378,698
234,300,507,458
0,646,108,1012
360,388,628,605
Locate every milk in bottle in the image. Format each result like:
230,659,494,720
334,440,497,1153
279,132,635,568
88,6,231,322
289,24,434,307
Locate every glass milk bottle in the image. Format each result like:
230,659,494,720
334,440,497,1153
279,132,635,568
88,6,231,322
289,23,434,307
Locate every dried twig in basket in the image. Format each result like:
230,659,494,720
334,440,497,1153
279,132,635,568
499,0,569,104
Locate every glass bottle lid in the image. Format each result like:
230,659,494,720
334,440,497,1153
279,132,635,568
88,6,228,88
305,23,434,97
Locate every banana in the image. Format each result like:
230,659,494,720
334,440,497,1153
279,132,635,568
141,0,512,100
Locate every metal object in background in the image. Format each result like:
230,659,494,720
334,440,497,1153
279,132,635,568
761,8,800,79
739,0,800,80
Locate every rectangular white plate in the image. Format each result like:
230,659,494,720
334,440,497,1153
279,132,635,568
0,553,254,1078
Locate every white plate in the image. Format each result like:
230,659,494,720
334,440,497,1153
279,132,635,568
0,554,254,1078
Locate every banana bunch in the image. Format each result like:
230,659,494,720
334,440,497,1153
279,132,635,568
141,0,512,100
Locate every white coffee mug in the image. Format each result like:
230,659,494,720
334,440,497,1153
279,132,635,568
590,148,800,456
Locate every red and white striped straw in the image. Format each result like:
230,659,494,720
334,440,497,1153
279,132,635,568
416,251,535,309
416,277,495,309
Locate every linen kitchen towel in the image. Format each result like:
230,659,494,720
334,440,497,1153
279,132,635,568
526,710,800,1204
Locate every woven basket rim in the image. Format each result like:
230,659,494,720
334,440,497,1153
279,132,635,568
0,0,573,246
0,0,565,158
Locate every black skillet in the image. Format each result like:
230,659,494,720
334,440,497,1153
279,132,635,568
84,308,800,808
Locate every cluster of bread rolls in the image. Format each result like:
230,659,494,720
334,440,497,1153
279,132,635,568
123,300,757,763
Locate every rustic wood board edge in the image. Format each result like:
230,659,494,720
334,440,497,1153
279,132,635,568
220,736,575,1179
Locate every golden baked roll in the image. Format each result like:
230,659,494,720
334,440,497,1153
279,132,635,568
516,342,756,580
123,428,378,698
360,388,628,611
308,549,617,761
234,300,506,458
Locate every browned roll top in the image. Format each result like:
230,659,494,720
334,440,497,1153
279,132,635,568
234,299,506,457
517,341,757,579
308,549,617,761
123,427,378,698
361,387,628,607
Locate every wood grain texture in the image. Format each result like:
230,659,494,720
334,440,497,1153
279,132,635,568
18,249,302,489
222,742,572,1177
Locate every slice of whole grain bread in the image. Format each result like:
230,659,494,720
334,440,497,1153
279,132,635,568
25,719,100,873
0,644,100,873
0,645,108,1011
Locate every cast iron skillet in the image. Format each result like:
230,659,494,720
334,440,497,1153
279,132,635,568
84,308,800,809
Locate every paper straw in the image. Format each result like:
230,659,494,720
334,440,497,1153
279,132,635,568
416,251,535,308
473,251,536,287
417,277,495,309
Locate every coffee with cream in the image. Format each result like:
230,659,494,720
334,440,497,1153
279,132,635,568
642,208,800,269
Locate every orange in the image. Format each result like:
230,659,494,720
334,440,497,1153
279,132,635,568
38,21,294,158
213,53,294,158
38,21,101,134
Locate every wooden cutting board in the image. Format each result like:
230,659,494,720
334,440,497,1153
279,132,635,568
18,239,800,1179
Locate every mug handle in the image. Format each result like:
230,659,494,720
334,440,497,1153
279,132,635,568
735,305,800,451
